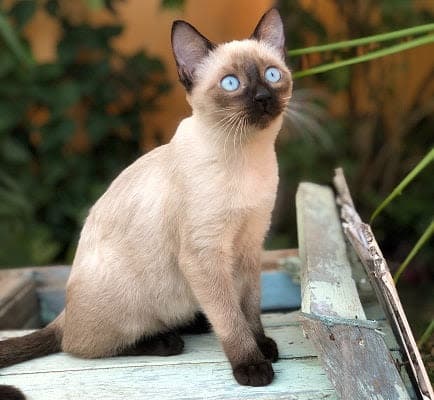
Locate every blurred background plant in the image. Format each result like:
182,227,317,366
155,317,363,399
273,0,433,368
0,0,169,265
0,0,432,361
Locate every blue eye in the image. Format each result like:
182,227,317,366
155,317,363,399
265,67,281,83
220,75,240,91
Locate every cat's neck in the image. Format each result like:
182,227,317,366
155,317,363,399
180,113,281,165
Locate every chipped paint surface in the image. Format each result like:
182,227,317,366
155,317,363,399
297,183,366,320
0,313,338,400
297,182,412,400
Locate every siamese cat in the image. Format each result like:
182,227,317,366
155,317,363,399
0,8,292,398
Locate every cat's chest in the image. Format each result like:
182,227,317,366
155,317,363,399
222,158,278,210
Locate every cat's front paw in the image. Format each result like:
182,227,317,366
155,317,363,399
233,360,274,386
257,336,278,362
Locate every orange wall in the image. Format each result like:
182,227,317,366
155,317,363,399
24,0,274,148
112,0,275,146
24,0,434,148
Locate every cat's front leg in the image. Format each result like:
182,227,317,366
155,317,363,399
238,249,278,363
179,246,274,386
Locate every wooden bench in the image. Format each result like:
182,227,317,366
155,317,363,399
0,180,428,399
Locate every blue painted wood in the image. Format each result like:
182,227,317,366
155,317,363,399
35,268,302,325
260,271,301,311
0,359,336,400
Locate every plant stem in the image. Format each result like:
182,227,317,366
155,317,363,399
394,220,434,283
0,11,34,66
417,319,434,348
370,148,434,223
292,35,434,79
289,23,434,56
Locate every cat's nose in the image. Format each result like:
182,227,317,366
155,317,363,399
254,85,272,103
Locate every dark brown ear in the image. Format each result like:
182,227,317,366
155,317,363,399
251,8,285,59
171,21,215,91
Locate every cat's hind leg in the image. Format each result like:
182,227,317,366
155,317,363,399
120,331,184,356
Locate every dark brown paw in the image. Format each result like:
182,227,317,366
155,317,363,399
149,331,184,356
233,360,274,386
123,331,184,356
0,385,26,400
257,336,278,362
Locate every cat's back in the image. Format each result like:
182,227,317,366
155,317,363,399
77,143,177,252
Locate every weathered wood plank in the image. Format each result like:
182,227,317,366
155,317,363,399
261,249,298,270
0,324,317,375
0,271,39,329
0,313,338,399
334,167,434,400
0,314,398,376
0,358,336,400
303,319,412,400
296,183,366,320
296,182,411,400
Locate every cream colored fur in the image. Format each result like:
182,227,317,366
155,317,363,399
49,37,292,367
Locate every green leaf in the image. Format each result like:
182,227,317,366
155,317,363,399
293,34,434,79
370,148,434,223
0,49,16,78
33,63,64,81
9,1,37,29
40,119,75,151
0,137,31,164
0,186,32,218
0,102,23,132
45,0,59,16
30,228,61,264
418,320,434,348
161,0,185,10
394,220,433,283
85,0,105,10
289,23,434,56
97,25,123,40
0,10,34,66
30,81,81,111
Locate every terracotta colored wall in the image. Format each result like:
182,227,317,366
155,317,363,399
23,0,434,148
300,0,434,121
111,0,275,145
24,0,274,147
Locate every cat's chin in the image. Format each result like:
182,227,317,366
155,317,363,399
248,112,283,130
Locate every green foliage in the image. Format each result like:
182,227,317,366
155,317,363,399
0,0,169,266
418,319,434,348
292,33,434,79
371,148,434,223
394,220,433,283
160,0,186,10
273,1,434,277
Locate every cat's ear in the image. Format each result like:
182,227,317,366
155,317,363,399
171,21,215,91
251,8,285,59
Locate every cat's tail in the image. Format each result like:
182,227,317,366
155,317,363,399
0,312,64,399
0,385,26,400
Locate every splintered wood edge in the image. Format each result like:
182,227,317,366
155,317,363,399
296,182,365,320
302,317,411,400
296,180,413,400
333,168,434,400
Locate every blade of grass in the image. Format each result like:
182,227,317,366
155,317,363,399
289,23,434,56
394,220,434,283
417,319,434,348
292,34,434,79
370,148,434,223
0,10,34,66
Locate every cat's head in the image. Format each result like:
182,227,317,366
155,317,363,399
171,9,292,131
